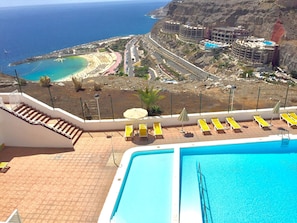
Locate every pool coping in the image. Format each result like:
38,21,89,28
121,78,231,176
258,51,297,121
98,134,297,223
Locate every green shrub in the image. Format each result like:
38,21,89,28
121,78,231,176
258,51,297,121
134,66,149,78
149,105,162,116
39,76,51,87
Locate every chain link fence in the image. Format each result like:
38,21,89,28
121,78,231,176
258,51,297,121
9,81,297,120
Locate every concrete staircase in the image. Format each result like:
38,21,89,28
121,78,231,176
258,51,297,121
8,103,83,145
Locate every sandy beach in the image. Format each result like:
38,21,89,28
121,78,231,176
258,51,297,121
57,51,121,82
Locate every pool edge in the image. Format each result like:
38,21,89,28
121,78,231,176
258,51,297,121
98,134,297,223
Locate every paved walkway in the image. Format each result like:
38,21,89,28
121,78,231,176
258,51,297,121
0,119,294,222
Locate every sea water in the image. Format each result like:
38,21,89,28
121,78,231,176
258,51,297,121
14,57,88,81
0,1,167,81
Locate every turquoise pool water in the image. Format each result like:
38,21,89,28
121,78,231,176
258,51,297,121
181,140,297,223
106,139,297,223
13,56,88,82
204,42,219,49
263,40,274,46
111,150,174,223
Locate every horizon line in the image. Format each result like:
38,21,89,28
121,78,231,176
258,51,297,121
0,0,169,8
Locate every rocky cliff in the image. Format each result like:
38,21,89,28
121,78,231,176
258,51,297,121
152,0,297,72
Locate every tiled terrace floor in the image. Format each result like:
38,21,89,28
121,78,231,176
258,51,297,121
0,119,295,223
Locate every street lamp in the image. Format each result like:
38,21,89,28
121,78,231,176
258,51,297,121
48,86,54,108
94,93,101,120
108,94,114,120
14,69,22,94
230,85,236,111
199,91,202,114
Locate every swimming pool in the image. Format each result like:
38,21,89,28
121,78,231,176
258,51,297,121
111,150,174,223
180,140,297,223
263,40,274,46
98,136,297,223
204,42,219,49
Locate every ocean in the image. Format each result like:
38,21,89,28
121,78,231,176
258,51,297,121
0,1,167,81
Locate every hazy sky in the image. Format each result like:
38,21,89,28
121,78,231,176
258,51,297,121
0,0,169,8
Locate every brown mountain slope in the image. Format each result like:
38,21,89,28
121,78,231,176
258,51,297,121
152,0,297,72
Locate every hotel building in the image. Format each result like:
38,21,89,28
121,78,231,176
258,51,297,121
211,26,249,44
179,24,206,43
162,20,181,34
232,37,277,64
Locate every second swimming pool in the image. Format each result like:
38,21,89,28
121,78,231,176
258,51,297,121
180,140,297,223
99,136,297,223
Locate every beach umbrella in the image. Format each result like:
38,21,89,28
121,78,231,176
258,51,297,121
178,107,189,132
271,100,281,123
123,108,148,120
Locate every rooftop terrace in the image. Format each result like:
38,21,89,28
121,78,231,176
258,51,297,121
235,37,277,49
0,117,296,223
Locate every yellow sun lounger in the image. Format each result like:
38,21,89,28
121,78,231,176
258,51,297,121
280,113,297,127
139,123,148,138
253,115,271,129
153,122,163,138
124,124,134,141
226,117,241,131
211,118,225,132
288,112,297,120
0,162,9,173
198,119,211,133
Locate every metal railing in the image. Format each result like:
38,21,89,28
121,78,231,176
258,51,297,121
279,128,290,146
196,162,213,223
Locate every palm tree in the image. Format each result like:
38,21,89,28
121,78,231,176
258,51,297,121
136,86,164,115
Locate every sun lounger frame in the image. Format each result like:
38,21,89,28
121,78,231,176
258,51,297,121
288,112,297,120
153,122,163,138
253,115,271,128
226,117,241,131
139,123,148,139
0,162,9,173
280,113,297,127
211,118,225,132
198,119,211,133
124,124,134,141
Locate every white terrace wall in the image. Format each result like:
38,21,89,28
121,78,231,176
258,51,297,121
0,92,296,133
0,107,73,148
